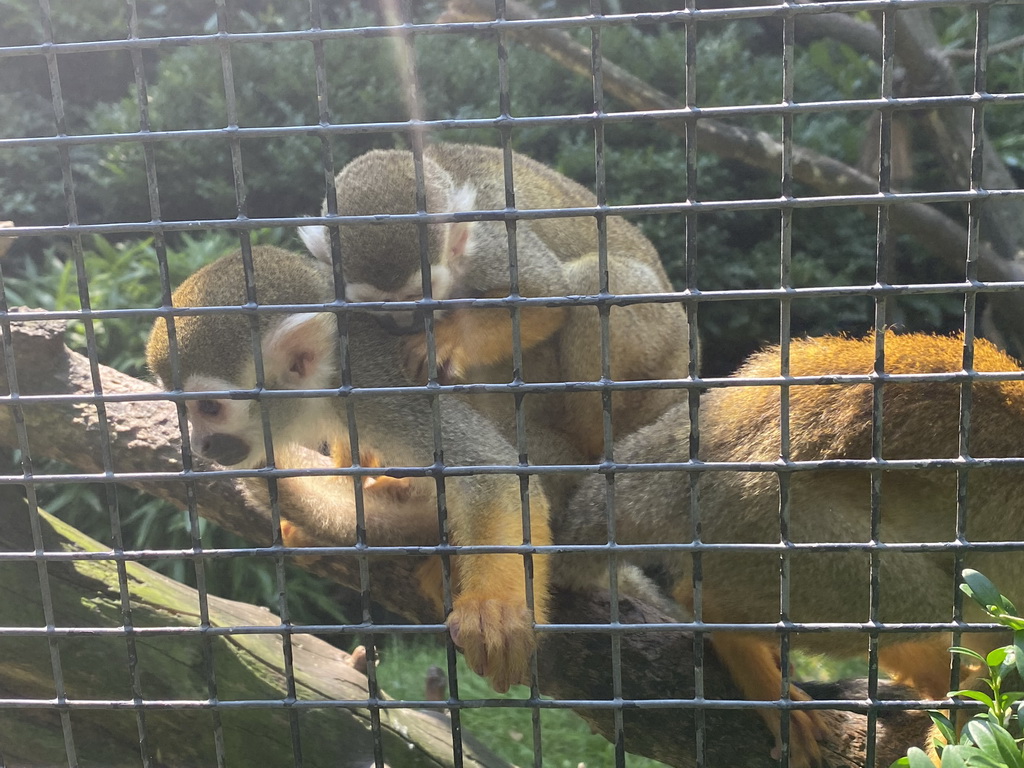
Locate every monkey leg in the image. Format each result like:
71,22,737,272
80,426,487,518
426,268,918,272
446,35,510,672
879,638,960,702
404,293,567,383
448,552,550,693
678,583,824,766
880,639,959,763
413,556,458,618
445,494,552,694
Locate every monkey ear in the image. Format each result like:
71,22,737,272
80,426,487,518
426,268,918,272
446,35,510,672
451,183,477,214
262,313,337,389
298,224,331,266
364,475,415,503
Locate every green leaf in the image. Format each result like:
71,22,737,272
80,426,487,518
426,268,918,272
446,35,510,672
964,753,1017,768
951,647,989,664
939,744,970,768
930,712,958,745
964,718,1024,768
1015,632,1024,681
961,570,1005,613
986,723,1024,768
987,647,1009,669
899,747,937,768
998,596,1019,618
1001,616,1024,632
949,690,995,708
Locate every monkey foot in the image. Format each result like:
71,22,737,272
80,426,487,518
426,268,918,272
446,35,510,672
447,594,537,693
766,698,825,768
709,633,825,767
347,645,369,675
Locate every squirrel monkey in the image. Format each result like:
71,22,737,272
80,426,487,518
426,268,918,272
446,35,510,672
145,245,552,693
554,332,1024,766
299,143,690,460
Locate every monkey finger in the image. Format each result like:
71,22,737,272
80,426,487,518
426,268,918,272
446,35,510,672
402,337,430,383
447,610,491,680
449,596,536,693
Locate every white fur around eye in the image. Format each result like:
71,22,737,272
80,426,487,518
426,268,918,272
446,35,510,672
181,374,252,431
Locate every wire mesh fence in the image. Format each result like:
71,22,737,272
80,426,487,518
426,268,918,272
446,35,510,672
1,1,1024,766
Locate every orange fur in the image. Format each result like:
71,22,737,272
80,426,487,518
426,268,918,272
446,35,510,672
557,331,1024,766
404,291,568,383
700,332,1024,765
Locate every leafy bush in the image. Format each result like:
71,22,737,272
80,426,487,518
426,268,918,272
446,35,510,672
7,2,1015,375
893,569,1024,768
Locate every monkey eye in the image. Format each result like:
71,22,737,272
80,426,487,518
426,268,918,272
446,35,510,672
196,399,222,418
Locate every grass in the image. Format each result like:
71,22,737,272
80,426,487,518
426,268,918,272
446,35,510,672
370,641,870,767
373,638,667,768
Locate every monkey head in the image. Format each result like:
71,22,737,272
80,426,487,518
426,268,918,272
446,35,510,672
298,149,476,332
146,246,343,468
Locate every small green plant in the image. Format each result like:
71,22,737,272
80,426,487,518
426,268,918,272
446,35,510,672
893,569,1024,768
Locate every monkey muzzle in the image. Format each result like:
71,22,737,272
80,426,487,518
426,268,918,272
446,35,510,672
198,433,252,467
372,309,429,335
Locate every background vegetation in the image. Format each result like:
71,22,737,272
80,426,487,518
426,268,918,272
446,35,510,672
2,0,1023,762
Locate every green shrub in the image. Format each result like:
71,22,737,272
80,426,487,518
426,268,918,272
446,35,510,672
893,569,1024,768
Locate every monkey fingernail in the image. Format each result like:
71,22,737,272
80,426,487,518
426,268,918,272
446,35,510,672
447,617,462,647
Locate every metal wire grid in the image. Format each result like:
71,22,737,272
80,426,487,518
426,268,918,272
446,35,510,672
0,2,1022,768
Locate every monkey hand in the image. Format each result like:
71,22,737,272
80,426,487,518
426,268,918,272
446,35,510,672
403,325,466,385
447,593,537,693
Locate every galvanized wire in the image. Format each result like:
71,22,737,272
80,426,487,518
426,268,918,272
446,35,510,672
1,3,1021,767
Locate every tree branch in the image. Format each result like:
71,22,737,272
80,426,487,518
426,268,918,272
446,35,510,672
0,313,936,766
947,32,1024,59
0,490,511,768
889,9,1024,259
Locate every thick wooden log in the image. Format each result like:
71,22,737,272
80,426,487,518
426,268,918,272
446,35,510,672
0,488,510,768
